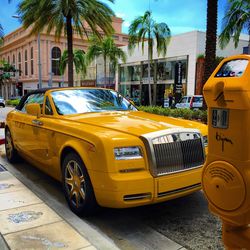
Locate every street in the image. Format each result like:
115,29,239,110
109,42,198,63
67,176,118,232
0,107,224,250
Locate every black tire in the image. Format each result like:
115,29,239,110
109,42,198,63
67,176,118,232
5,128,20,163
62,152,98,216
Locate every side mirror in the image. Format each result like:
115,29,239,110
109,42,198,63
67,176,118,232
25,103,41,118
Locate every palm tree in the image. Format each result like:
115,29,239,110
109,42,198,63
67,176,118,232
0,24,3,45
87,36,126,87
128,11,171,105
59,49,87,78
219,0,250,53
203,0,218,93
17,0,115,87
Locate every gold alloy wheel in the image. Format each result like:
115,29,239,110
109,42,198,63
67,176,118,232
5,130,13,160
65,160,86,208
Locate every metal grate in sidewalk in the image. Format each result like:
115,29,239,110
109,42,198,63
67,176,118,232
0,164,7,172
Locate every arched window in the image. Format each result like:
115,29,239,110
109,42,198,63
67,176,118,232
24,50,28,76
30,47,34,75
7,56,10,63
51,47,61,76
18,52,21,76
12,55,15,66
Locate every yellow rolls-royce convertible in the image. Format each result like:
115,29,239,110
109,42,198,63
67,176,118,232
5,87,207,215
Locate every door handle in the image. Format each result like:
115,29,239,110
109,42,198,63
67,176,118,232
32,119,43,126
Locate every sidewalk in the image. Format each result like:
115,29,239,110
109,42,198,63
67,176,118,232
0,168,96,250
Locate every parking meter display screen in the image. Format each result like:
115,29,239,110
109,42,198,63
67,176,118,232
215,59,248,78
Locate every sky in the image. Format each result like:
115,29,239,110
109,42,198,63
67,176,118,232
0,0,231,36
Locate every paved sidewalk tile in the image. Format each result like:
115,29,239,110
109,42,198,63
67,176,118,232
0,172,26,194
0,203,62,235
5,221,91,250
0,189,42,211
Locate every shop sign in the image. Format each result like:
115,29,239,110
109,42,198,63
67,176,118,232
174,62,183,94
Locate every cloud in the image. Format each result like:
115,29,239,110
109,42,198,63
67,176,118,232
123,21,130,28
116,12,126,18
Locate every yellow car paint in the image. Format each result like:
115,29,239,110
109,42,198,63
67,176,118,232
6,88,207,209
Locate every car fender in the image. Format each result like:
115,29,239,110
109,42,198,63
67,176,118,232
59,138,97,170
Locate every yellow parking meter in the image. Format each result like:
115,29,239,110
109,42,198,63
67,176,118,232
202,54,250,249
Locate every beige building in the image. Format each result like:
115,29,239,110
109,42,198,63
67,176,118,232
0,17,128,99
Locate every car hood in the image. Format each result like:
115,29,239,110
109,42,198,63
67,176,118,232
64,111,207,136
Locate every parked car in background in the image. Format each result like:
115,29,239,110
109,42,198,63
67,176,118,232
9,96,22,100
5,87,207,215
0,97,5,107
175,95,203,109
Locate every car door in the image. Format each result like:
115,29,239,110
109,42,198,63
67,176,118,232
33,95,56,170
13,93,45,163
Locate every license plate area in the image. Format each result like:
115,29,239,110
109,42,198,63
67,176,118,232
212,108,229,129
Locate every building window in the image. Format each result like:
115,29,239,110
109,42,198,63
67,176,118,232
156,60,187,81
51,47,61,76
122,37,129,42
7,56,10,63
157,61,172,80
142,63,154,79
120,65,141,82
18,52,21,76
30,47,34,75
12,55,15,67
24,50,28,76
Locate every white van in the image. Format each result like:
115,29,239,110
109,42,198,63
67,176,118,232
175,95,203,109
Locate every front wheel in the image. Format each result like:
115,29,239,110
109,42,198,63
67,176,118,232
5,128,20,163
62,152,98,216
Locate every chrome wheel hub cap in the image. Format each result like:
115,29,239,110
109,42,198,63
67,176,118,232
65,160,86,208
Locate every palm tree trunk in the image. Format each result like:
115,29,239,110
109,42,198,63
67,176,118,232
203,0,218,109
148,41,152,106
66,15,74,87
204,0,218,86
104,56,107,88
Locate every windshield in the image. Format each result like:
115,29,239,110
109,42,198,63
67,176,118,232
51,89,137,115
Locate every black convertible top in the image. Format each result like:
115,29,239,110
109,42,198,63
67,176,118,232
16,87,59,110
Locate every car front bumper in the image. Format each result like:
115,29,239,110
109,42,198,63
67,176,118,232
89,167,202,208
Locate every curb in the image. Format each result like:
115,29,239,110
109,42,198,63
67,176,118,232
0,233,10,250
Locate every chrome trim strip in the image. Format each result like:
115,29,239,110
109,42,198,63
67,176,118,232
142,128,201,141
156,164,203,176
158,183,201,197
123,193,152,201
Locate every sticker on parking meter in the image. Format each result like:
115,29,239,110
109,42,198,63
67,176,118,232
212,109,229,129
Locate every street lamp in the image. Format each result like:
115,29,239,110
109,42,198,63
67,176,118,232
12,15,42,89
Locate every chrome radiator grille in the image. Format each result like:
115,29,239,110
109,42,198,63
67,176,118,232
140,129,205,177
153,138,204,175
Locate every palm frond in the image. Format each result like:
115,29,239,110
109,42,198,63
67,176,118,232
219,0,250,49
60,49,87,75
128,10,171,57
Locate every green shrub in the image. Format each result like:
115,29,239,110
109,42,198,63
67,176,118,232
6,99,20,106
138,106,207,124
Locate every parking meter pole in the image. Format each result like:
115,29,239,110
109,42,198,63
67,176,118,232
202,55,250,249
